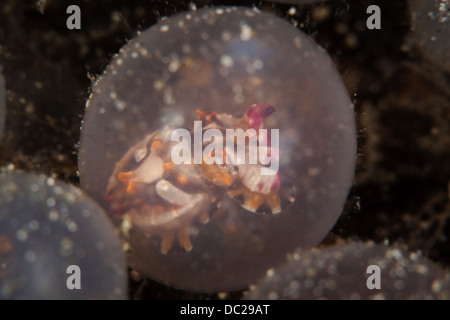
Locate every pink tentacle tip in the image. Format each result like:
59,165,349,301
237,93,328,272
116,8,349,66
247,104,276,130
270,173,281,192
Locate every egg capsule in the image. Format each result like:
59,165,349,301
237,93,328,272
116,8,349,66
245,241,450,300
78,6,356,292
106,104,296,254
0,70,5,141
0,172,127,299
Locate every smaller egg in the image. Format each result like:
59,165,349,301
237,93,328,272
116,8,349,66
0,172,127,299
245,241,450,299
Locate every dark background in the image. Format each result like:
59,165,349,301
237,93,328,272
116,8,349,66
0,0,449,299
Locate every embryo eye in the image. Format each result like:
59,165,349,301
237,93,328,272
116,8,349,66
78,6,356,292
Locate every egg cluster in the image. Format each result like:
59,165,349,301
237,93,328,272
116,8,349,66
1,1,448,300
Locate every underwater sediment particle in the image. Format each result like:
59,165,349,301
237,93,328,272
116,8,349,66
0,172,127,299
244,242,450,300
78,6,356,292
0,70,5,141
408,0,450,71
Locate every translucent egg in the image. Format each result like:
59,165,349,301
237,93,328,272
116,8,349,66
0,172,127,299
78,6,356,292
245,242,450,300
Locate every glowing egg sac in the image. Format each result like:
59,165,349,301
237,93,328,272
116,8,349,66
245,242,450,300
78,6,356,292
0,172,127,299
